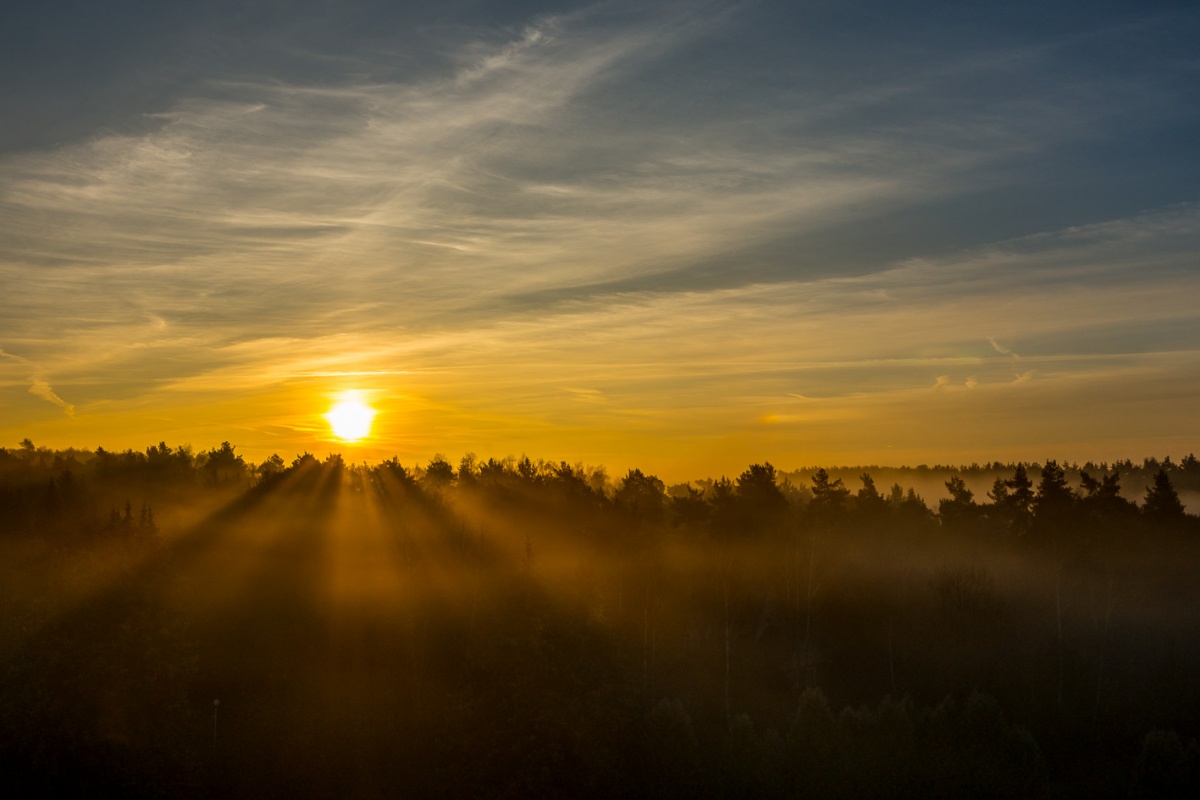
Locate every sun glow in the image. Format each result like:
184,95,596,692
324,392,377,442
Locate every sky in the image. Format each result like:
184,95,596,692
2,0,1198,480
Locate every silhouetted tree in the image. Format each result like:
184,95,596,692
809,468,849,523
137,503,157,537
145,441,195,484
477,456,514,487
457,453,478,484
422,454,455,488
1078,468,1137,533
1143,468,1186,524
200,441,247,485
615,468,665,525
940,475,979,531
1034,459,1075,534
516,455,537,483
669,484,709,531
108,500,136,536
855,473,888,522
255,453,287,485
735,462,787,535
893,487,933,529
377,456,416,488
708,477,738,539
990,464,1034,534
290,452,319,471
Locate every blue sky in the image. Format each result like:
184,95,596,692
2,0,1198,476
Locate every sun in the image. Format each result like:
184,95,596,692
324,392,377,442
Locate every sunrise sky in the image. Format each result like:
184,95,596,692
2,0,1198,479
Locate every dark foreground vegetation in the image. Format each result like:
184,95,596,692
2,440,1200,798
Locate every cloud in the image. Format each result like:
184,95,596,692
2,4,1199,466
28,378,76,418
1,348,76,417
988,337,1019,358
1013,371,1035,385
562,387,606,404
6,0,1167,329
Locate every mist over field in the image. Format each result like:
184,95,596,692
2,441,1199,797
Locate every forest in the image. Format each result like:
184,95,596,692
2,440,1199,798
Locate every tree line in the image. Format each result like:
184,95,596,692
2,440,1196,542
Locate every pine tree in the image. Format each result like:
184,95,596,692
1034,460,1075,532
940,475,978,530
1143,468,1185,521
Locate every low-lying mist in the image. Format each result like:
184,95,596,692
2,443,1199,797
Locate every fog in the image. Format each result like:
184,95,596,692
2,443,1199,797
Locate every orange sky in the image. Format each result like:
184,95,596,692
2,3,1199,481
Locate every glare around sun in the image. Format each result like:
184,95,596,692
324,393,376,442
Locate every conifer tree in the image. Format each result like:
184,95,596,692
1143,468,1186,521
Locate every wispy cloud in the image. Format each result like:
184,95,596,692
1,347,76,417
29,378,76,418
988,337,1019,358
5,0,1163,325
2,2,1198,469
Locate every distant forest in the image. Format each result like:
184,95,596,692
2,440,1199,798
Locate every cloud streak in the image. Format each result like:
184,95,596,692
988,338,1019,358
29,378,76,418
7,2,1175,310
2,1,1198,471
1,347,76,418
